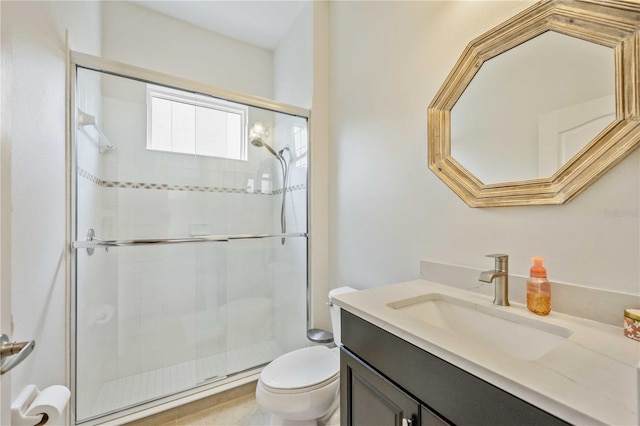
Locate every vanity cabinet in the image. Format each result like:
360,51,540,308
340,310,570,426
341,347,448,426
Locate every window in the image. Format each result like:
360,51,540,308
147,85,248,160
292,126,308,168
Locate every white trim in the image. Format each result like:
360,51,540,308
292,125,308,168
0,4,13,424
65,30,74,426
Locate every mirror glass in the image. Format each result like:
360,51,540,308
450,31,615,184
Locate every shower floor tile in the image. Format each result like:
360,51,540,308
93,340,283,418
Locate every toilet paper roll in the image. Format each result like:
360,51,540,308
11,384,70,426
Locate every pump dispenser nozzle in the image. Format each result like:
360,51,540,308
530,257,547,278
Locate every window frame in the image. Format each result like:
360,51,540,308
146,84,249,161
292,125,308,168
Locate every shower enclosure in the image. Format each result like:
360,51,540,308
69,53,309,423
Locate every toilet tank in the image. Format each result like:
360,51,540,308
328,286,357,346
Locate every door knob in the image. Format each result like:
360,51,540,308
0,334,35,375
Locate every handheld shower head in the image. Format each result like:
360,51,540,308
249,125,291,245
251,137,279,158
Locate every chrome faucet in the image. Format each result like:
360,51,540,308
479,254,509,306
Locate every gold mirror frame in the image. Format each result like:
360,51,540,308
428,0,640,207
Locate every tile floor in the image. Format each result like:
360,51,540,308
165,393,269,426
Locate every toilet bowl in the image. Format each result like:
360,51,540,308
255,286,357,426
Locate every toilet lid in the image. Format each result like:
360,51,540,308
261,346,339,390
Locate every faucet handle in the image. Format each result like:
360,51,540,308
485,253,508,260
485,253,508,272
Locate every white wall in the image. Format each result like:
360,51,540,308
328,1,639,302
2,0,101,402
9,0,635,420
101,1,274,99
274,2,313,110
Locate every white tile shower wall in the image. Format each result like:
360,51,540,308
110,236,307,382
288,167,309,233
268,112,308,351
114,245,200,379
271,237,308,353
89,87,308,385
278,200,307,348
75,249,119,419
271,113,309,235
75,53,309,394
100,78,279,196
75,94,311,423
277,176,308,351
76,69,121,416
75,179,309,394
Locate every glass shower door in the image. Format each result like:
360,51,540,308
75,244,226,421
73,63,308,423
204,236,307,381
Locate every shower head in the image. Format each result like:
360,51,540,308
251,137,279,158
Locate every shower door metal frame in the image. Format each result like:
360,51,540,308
67,50,311,425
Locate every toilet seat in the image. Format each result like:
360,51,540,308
260,346,339,392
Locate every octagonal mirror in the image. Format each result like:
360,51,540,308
428,0,640,207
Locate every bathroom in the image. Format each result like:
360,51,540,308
1,0,638,425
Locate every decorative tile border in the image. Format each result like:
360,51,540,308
78,167,102,185
78,167,306,195
274,184,306,195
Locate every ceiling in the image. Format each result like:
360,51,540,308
131,1,309,50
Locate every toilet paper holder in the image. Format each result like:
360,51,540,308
1,334,35,375
12,384,70,426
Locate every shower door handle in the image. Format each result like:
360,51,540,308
0,334,35,375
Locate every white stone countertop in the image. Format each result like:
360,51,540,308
332,280,639,426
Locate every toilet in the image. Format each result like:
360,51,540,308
255,286,357,426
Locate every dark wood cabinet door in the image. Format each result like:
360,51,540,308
341,347,423,426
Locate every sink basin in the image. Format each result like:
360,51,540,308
387,293,573,361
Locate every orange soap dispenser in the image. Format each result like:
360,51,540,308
527,257,551,316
